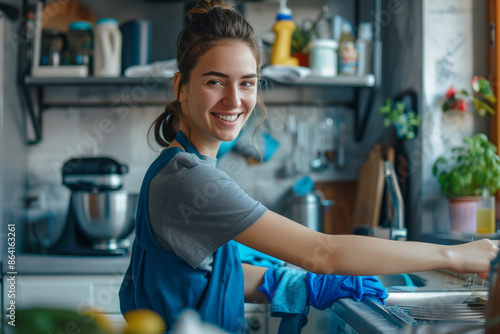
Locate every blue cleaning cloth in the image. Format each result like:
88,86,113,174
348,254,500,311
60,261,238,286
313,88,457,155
258,267,309,334
258,268,308,315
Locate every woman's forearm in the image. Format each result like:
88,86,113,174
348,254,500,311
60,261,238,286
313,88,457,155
236,211,499,276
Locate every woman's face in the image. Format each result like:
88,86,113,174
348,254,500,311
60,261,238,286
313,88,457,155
176,41,258,156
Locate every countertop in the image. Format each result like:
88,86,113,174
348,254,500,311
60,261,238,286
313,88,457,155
6,254,131,275
327,270,489,333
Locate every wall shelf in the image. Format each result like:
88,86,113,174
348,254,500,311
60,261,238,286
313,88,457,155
265,74,375,87
24,74,374,87
21,0,382,144
24,76,170,86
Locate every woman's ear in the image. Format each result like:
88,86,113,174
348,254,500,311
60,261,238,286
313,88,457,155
174,73,187,102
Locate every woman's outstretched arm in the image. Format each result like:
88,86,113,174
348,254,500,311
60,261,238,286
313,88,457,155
235,211,499,276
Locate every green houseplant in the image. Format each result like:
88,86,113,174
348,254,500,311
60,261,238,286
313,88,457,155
379,98,421,140
290,19,319,67
290,7,328,66
432,133,500,197
433,133,500,233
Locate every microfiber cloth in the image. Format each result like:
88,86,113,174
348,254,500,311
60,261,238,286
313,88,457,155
259,268,308,315
258,267,309,334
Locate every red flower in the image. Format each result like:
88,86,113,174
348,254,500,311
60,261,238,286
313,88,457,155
445,86,456,99
457,100,469,112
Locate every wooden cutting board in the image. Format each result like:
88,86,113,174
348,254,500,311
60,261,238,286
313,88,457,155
352,145,385,228
315,180,357,234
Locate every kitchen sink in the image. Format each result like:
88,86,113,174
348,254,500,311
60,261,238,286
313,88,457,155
324,270,489,334
376,271,489,328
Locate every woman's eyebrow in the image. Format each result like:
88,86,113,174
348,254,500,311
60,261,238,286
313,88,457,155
202,71,258,79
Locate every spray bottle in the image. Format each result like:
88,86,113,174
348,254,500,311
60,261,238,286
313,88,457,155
270,0,299,66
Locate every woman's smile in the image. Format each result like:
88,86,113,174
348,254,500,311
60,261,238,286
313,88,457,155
212,112,242,124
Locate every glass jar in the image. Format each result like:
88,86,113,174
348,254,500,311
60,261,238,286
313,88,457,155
476,194,496,234
64,21,93,69
309,39,338,77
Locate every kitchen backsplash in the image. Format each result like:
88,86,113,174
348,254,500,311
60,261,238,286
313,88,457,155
26,104,370,220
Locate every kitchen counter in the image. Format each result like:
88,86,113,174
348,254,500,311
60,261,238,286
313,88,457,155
7,254,131,275
420,232,500,245
325,270,488,333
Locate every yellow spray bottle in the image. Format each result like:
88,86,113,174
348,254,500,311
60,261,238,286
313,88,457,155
270,0,299,66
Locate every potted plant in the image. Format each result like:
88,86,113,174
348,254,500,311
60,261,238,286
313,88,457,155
432,133,500,232
291,19,318,67
379,97,421,141
291,8,327,67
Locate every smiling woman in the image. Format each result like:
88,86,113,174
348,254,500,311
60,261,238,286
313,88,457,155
119,1,499,333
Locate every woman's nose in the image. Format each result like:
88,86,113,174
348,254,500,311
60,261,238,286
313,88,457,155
222,85,241,108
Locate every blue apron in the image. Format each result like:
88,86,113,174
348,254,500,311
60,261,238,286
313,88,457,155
119,130,245,333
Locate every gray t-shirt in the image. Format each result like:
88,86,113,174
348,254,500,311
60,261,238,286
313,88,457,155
148,150,267,271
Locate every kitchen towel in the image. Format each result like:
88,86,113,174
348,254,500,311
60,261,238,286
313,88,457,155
258,267,309,334
124,59,177,78
262,65,311,83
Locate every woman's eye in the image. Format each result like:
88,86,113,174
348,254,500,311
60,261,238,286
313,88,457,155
241,81,256,87
208,80,223,86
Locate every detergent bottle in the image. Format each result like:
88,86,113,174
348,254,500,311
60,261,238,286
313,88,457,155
94,18,122,77
269,0,299,66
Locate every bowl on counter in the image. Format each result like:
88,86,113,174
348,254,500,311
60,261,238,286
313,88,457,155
72,190,138,250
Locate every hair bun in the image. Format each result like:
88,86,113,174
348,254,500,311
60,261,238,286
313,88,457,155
187,0,230,21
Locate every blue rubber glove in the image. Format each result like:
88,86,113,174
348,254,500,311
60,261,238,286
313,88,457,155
306,272,389,310
258,268,388,312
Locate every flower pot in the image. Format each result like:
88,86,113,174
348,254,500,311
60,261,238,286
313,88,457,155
448,196,478,233
292,52,309,67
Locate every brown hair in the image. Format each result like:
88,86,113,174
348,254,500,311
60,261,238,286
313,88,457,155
150,0,266,148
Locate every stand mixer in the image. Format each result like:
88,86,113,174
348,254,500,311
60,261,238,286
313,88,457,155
49,157,137,255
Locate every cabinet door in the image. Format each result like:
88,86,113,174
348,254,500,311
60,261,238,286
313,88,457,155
5,275,123,313
489,0,500,206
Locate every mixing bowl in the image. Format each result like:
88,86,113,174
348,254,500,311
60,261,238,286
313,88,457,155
72,190,138,250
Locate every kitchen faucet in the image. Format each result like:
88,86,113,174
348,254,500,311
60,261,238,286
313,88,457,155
383,161,407,241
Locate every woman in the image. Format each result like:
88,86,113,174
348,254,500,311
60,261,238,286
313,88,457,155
119,0,499,332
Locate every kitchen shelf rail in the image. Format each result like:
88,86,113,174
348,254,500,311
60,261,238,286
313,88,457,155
264,74,375,87
24,76,170,86
24,74,375,87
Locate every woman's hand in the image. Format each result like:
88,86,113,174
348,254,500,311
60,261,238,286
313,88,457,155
446,239,499,274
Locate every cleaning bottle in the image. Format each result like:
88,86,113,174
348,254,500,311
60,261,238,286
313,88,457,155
337,19,358,75
270,0,299,66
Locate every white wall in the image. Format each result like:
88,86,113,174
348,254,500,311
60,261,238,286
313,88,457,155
420,0,488,234
1,1,28,251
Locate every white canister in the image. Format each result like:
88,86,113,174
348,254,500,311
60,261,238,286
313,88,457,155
94,18,122,77
309,39,338,77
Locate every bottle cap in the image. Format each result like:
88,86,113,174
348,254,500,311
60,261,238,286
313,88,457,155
277,0,292,20
310,39,338,49
68,21,93,31
97,18,120,26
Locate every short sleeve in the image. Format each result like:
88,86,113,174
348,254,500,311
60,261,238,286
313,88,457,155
148,152,267,268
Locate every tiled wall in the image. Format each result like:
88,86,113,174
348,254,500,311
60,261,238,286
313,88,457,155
26,103,369,239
